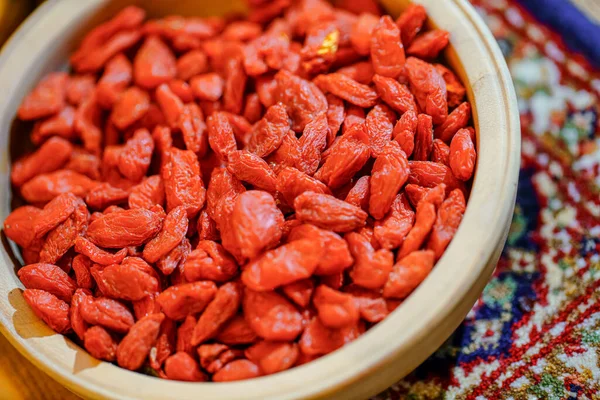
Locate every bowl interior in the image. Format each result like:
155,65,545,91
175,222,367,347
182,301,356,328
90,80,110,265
0,1,519,399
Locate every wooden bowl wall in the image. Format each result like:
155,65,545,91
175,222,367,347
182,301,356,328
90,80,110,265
0,0,520,399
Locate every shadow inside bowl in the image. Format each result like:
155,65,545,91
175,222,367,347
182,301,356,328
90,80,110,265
9,288,54,339
68,340,102,374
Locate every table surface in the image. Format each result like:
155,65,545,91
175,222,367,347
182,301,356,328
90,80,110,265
1,1,598,400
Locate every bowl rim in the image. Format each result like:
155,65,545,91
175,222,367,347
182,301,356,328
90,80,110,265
0,0,520,399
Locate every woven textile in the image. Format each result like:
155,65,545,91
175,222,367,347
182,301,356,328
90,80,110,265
376,1,600,398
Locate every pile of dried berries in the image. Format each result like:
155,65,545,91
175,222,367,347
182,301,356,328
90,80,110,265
4,0,475,382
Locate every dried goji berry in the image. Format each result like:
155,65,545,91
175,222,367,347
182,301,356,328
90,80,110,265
213,359,261,382
274,70,329,133
370,16,405,78
434,63,466,108
300,21,339,74
39,202,89,264
346,232,393,289
4,206,41,249
134,36,176,89
176,50,209,81
373,194,414,250
96,54,132,109
156,281,217,321
337,61,375,85
406,57,448,125
295,191,367,232
143,206,188,263
299,317,361,356
427,189,466,259
149,317,176,369
242,239,319,291
315,123,371,189
74,236,127,265
75,92,103,154
243,93,263,124
369,141,409,219
383,250,434,299
407,30,450,59
18,262,77,303
392,110,418,157
11,136,73,187
71,6,145,67
344,176,370,211
223,21,262,42
223,56,247,115
207,111,237,161
197,211,220,241
84,183,129,211
74,30,143,74
245,102,290,158
167,80,193,103
397,201,437,259
179,103,209,157
276,167,331,206
117,313,165,370
313,285,359,328
84,325,118,361
18,72,68,121
155,83,184,129
288,224,353,275
372,74,418,115
33,192,79,239
80,296,135,333
395,3,427,46
206,167,245,227
282,279,314,308
344,285,388,322
23,289,71,334
246,341,299,375
449,128,476,181
230,190,284,260
34,106,77,144
66,75,96,106
350,13,379,56
408,161,462,193
405,183,446,210
197,343,241,374
265,130,301,174
227,150,277,192
176,315,197,356
192,281,242,345
243,288,303,341
162,148,206,218
111,87,150,130
165,352,207,382
255,74,278,108
435,102,471,143
216,315,259,345
156,238,191,277
129,175,165,209
21,169,97,204
94,260,158,301
86,207,163,248
413,114,433,162
132,292,160,320
365,103,395,157
314,73,378,108
72,255,94,289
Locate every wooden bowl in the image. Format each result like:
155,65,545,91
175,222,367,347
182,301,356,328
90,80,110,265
0,0,520,399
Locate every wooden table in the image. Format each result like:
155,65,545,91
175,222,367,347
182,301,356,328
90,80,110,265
0,332,80,399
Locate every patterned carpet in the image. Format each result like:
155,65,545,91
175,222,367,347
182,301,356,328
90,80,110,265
376,1,600,398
